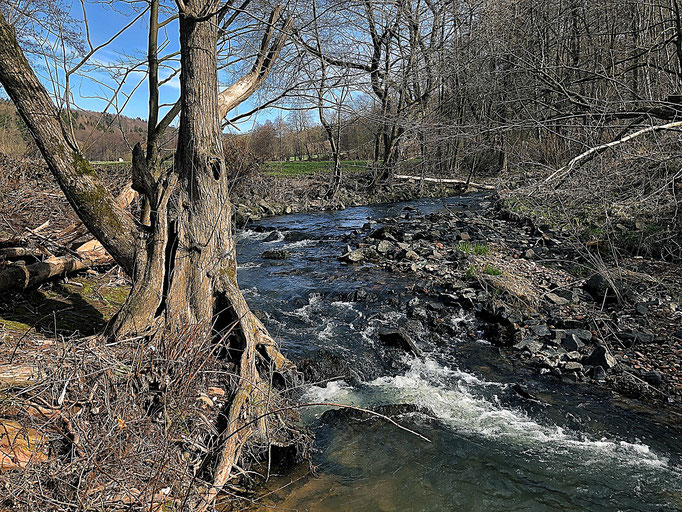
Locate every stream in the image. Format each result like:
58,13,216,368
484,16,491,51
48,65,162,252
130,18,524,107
235,195,682,511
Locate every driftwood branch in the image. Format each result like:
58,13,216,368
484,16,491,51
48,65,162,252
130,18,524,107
394,174,496,190
542,120,682,187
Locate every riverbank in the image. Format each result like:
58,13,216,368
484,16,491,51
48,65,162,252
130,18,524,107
0,153,476,242
335,195,682,412
230,170,475,226
3,186,682,510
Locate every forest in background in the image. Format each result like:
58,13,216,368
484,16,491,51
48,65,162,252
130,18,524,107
2,0,681,261
1,1,682,510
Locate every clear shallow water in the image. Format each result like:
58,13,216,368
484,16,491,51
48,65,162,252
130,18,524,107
235,196,682,512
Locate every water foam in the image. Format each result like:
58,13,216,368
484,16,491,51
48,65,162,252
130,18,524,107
237,261,262,269
284,239,314,249
370,357,670,469
303,356,674,472
238,229,268,241
303,380,354,404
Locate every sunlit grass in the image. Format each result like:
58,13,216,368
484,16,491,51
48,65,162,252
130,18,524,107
262,160,369,177
458,241,489,255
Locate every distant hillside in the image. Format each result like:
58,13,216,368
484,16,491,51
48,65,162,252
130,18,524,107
0,99,174,162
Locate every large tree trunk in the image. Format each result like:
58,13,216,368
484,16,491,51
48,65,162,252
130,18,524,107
107,2,268,342
104,5,291,505
0,5,295,504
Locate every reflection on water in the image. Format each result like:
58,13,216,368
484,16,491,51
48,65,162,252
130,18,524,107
235,196,682,511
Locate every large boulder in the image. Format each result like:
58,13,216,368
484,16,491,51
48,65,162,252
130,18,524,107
583,345,616,369
377,329,423,357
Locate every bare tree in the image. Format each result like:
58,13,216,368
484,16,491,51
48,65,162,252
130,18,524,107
0,0,296,505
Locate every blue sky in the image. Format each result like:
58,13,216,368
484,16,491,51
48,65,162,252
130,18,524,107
17,1,277,132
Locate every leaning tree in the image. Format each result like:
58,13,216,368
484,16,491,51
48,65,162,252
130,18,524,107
0,0,296,507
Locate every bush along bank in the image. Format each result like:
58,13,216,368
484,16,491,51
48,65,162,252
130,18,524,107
337,194,682,408
231,174,472,226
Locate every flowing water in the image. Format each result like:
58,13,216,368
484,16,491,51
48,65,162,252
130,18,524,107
235,195,682,511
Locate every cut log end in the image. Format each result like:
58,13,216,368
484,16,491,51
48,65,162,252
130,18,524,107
0,420,48,471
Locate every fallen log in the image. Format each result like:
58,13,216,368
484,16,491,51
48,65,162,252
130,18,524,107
0,183,135,293
0,251,112,293
0,247,48,260
0,364,40,389
394,174,496,190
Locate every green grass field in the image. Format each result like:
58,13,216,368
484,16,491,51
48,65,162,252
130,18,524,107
262,160,369,177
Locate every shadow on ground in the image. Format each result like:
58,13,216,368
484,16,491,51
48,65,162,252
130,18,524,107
0,272,130,341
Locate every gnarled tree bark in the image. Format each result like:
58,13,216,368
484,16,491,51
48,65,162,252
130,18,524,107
0,2,295,505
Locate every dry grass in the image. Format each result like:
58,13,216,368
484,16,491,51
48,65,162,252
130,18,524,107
501,134,682,262
471,251,542,312
0,154,131,238
0,324,306,511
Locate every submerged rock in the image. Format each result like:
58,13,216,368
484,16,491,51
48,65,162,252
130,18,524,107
264,231,281,242
284,230,309,242
512,383,537,401
262,249,290,260
320,403,427,425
